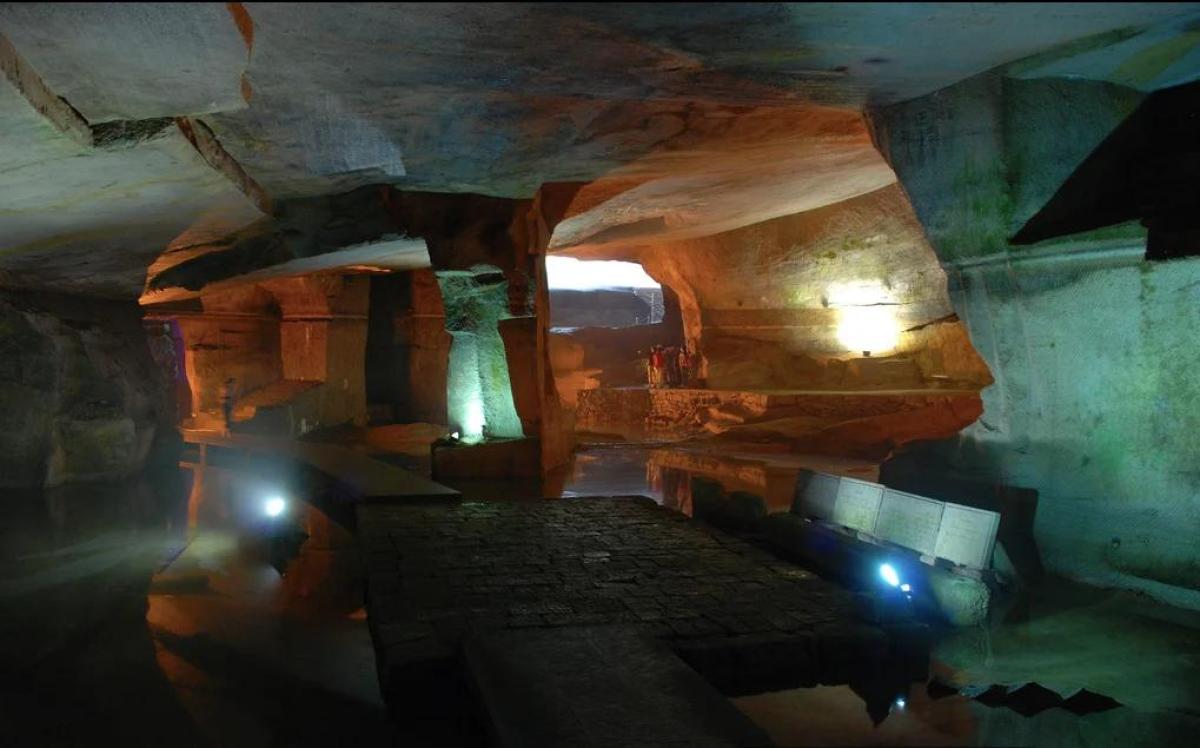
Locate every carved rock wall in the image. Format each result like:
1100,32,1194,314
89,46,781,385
871,72,1200,608
628,185,992,392
0,292,172,488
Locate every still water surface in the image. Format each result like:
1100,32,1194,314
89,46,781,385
3,446,1198,746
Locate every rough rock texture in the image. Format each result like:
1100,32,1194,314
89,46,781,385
588,185,993,392
366,270,450,424
549,322,681,408
548,285,685,412
549,288,655,329
168,274,369,436
0,292,172,488
576,387,981,460
871,72,1200,608
7,6,1192,298
0,30,264,297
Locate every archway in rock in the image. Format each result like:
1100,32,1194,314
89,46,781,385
545,257,685,411
548,183,993,467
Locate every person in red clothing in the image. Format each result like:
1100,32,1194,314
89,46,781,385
648,345,663,388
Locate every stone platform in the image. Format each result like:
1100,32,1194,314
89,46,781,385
358,496,929,727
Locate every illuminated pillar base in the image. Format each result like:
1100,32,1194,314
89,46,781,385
446,331,486,441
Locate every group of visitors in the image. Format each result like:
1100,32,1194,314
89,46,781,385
647,344,698,389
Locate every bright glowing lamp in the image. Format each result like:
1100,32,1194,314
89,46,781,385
879,562,901,588
837,306,899,355
264,496,286,518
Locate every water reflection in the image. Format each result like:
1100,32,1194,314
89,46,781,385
0,459,389,745
735,676,1199,747
563,444,878,516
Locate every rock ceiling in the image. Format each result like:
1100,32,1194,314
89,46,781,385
1,3,1198,297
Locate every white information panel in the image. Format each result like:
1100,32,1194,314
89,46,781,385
934,503,1001,569
793,470,841,520
832,478,884,534
875,489,945,557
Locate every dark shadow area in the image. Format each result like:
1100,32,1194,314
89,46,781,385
1012,78,1200,260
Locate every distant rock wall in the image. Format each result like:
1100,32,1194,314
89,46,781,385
575,386,981,458
635,185,992,392
169,274,370,436
549,288,654,329
546,282,687,421
366,270,450,424
0,291,173,488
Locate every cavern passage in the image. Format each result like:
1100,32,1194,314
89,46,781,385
4,3,1200,745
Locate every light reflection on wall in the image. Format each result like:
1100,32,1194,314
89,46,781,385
447,331,487,441
827,281,901,355
464,393,486,443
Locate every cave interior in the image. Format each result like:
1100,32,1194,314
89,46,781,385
2,3,1200,746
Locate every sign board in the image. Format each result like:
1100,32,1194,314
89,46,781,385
790,471,1002,571
793,470,841,521
934,503,1001,569
832,477,884,534
875,489,945,557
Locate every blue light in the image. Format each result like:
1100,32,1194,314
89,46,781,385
879,563,901,587
264,496,286,518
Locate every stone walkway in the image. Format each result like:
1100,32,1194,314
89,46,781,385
359,496,928,719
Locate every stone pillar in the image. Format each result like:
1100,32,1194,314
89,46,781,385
526,196,573,472
366,270,451,425
437,270,524,440
380,187,572,471
265,275,370,430
394,270,451,424
176,315,281,428
498,315,539,437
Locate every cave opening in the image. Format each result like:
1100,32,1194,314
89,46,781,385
546,256,665,329
4,4,1200,747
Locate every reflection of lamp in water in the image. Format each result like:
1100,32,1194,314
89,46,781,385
264,496,287,518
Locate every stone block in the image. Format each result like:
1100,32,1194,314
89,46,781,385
432,437,541,479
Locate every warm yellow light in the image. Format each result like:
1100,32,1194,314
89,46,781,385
837,306,899,354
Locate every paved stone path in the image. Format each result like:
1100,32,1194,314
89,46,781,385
359,496,926,715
